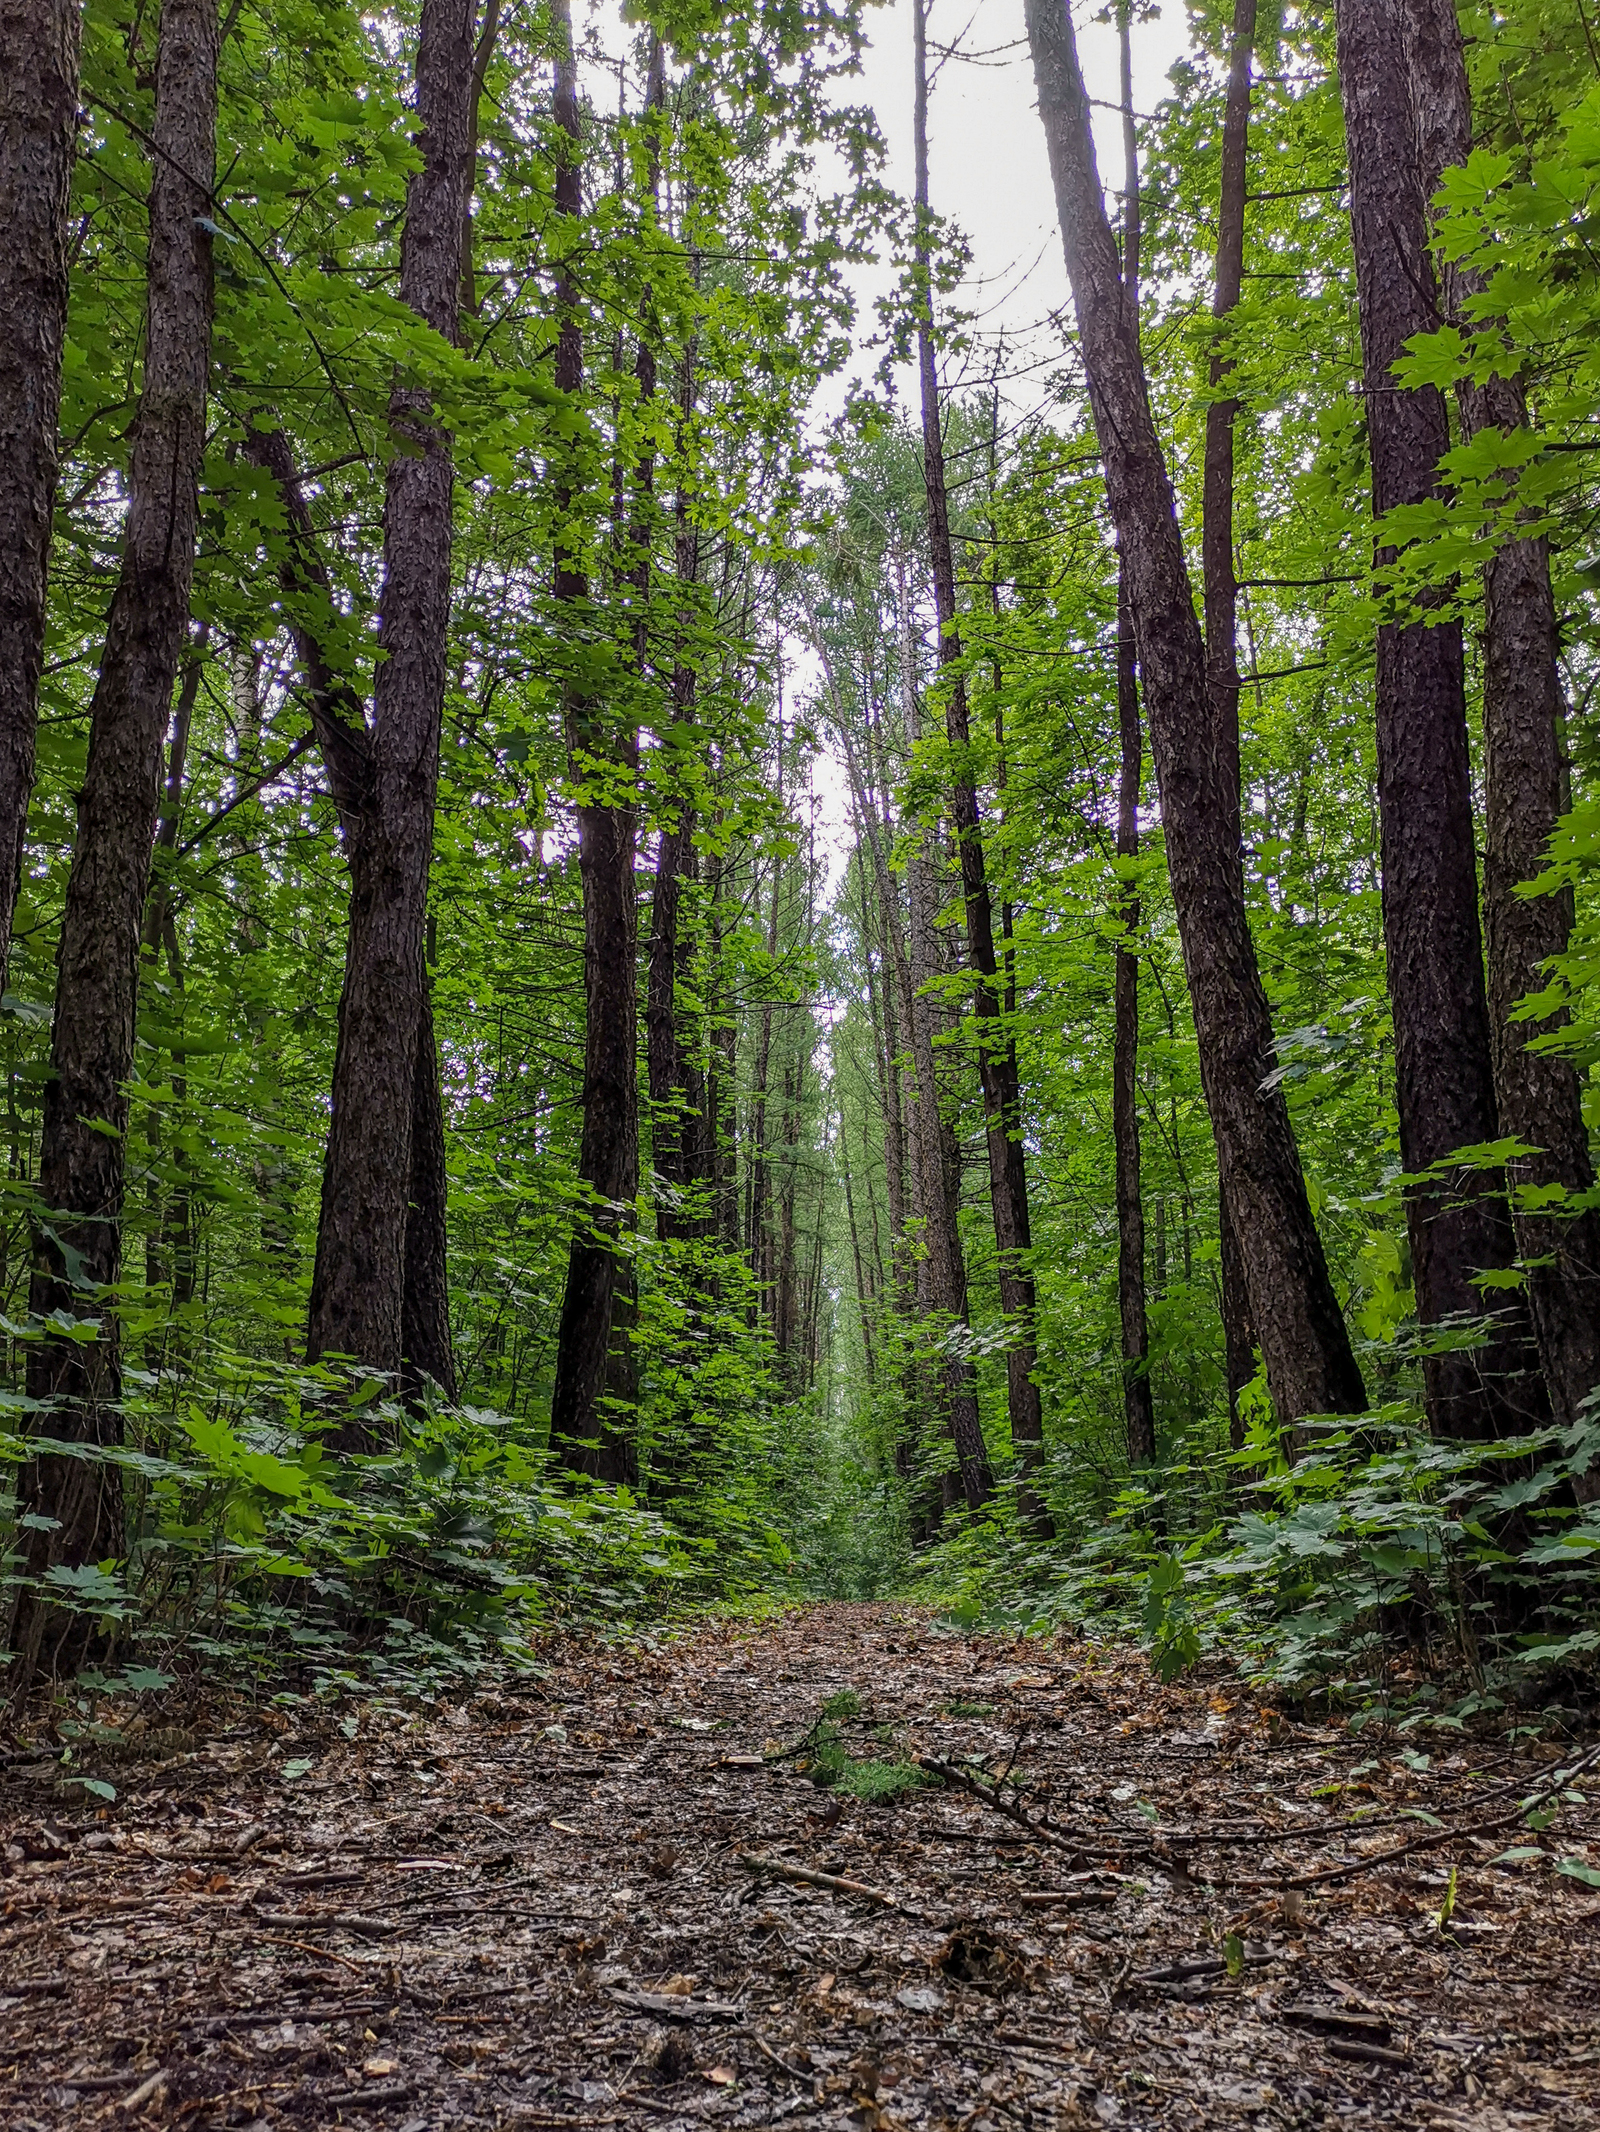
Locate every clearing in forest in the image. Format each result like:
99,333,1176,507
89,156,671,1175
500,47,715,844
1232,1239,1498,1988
2,1606,1597,2129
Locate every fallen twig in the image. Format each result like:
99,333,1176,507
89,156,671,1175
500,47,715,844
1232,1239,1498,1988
913,1753,1119,1854
1284,1744,1600,1890
734,1850,897,1907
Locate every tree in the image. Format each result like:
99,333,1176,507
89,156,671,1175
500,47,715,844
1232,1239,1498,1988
1334,0,1547,1441
302,0,477,1427
1111,0,1156,1473
1199,0,1263,1449
0,0,81,990
910,0,1048,1530
1025,0,1368,1433
1401,0,1600,1456
12,0,218,1680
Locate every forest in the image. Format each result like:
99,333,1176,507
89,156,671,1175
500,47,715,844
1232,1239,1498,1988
0,0,1598,1735
4,0,1600,2123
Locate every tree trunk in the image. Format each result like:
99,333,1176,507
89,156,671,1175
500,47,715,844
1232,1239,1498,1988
1115,565,1157,1468
550,30,664,1479
1200,0,1263,1445
240,420,454,1404
1112,5,1156,1474
1402,0,1600,1475
1335,0,1547,1442
912,0,1048,1533
11,0,217,1685
1025,0,1367,1432
401,992,457,1399
305,0,474,1439
897,562,994,1513
0,0,80,990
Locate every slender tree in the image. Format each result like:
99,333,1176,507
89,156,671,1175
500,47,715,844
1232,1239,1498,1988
304,0,475,1426
1201,0,1263,1448
1025,0,1367,1432
911,0,1048,1529
11,0,218,1680
1335,0,1547,1441
0,0,81,991
1402,0,1600,1466
1111,1,1156,1472
545,0,625,1465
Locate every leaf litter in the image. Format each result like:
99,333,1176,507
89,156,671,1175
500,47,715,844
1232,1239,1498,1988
2,1602,1597,2128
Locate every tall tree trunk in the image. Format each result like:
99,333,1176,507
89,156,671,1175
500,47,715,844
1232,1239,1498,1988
1402,0,1600,1474
1335,0,1547,1442
0,0,80,991
897,562,994,1513
239,421,455,1402
1201,0,1263,1449
1025,0,1367,1433
545,1,641,1482
305,0,474,1437
911,0,1048,1533
1112,4,1156,1474
11,0,217,1684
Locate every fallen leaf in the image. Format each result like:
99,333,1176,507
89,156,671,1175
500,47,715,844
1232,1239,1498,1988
896,1983,947,2013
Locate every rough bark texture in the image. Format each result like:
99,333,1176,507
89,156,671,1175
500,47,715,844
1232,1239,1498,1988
897,566,994,1514
0,0,80,991
401,993,457,1400
912,0,1048,1532
1201,0,1264,1445
238,422,455,1406
547,2,641,1483
1115,572,1157,1469
305,0,474,1425
1336,0,1548,1442
12,0,217,1684
1402,0,1600,1473
1112,6,1156,1474
1026,0,1367,1429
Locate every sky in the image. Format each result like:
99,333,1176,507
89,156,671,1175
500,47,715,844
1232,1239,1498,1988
794,1,1194,887
579,0,1198,890
834,0,1190,417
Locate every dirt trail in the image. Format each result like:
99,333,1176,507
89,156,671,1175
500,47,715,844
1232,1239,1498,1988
2,1602,1597,2129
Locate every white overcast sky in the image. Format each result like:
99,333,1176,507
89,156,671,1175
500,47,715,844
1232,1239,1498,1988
835,0,1190,411
587,1,1196,890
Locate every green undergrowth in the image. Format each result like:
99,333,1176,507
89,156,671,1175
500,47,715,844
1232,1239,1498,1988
0,1340,791,1705
797,1710,926,1805
899,1401,1600,1734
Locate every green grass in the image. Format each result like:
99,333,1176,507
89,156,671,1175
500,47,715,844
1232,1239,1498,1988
820,1688,863,1720
803,1713,925,1806
836,1757,926,1805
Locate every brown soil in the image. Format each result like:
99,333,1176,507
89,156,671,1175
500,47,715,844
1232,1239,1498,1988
2,1603,1597,2128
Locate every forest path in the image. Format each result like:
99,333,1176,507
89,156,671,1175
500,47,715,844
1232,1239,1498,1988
2,1603,1597,2129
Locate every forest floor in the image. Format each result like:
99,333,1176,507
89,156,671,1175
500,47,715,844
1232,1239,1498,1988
2,1603,1598,2131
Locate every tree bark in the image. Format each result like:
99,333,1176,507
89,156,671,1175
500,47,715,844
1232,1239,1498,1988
1201,0,1263,1448
912,0,1048,1532
547,3,643,1481
1335,0,1548,1441
0,0,80,991
305,0,474,1434
1115,564,1156,1468
239,421,455,1404
897,561,994,1513
11,0,217,1684
1025,0,1367,1432
1401,0,1600,1473
1112,3,1156,1474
